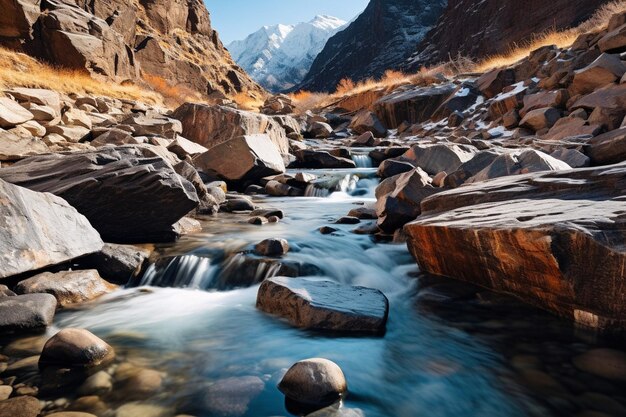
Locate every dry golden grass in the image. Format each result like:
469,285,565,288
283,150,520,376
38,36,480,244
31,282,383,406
0,46,163,104
143,73,204,107
475,0,626,72
232,92,265,111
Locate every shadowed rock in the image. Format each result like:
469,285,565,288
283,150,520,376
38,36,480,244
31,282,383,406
256,276,389,333
0,294,57,332
39,328,115,369
0,146,199,243
405,162,626,330
279,358,347,406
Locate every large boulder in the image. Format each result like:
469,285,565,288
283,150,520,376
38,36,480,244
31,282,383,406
571,54,626,95
15,270,116,307
0,179,103,279
0,0,40,43
399,144,476,176
172,104,290,155
193,134,286,181
376,168,439,233
257,276,389,334
0,293,57,332
586,128,626,165
348,110,388,138
405,162,626,330
0,147,199,243
0,129,50,161
374,84,456,128
467,150,571,183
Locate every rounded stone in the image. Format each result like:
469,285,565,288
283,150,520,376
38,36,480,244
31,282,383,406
573,348,626,381
254,238,289,257
248,216,268,225
278,358,347,406
0,396,41,417
47,413,98,417
39,328,115,368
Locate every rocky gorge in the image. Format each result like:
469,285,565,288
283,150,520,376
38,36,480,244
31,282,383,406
0,0,626,416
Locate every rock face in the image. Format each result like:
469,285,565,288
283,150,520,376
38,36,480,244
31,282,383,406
0,147,199,243
172,104,290,155
279,358,347,406
0,0,263,99
404,163,626,330
296,0,447,92
374,84,456,128
0,179,103,279
193,134,286,181
15,270,116,307
0,294,57,332
256,277,389,334
39,328,115,368
406,0,609,68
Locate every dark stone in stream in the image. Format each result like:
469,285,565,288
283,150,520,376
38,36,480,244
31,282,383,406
0,294,57,332
347,207,377,220
204,376,264,417
248,216,268,225
291,150,356,169
76,243,151,285
319,226,339,235
220,196,256,212
250,208,285,219
335,216,360,225
256,277,389,333
254,238,290,257
279,358,347,406
0,147,200,243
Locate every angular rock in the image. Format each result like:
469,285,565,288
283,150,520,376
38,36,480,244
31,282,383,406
351,132,377,147
467,150,571,183
376,168,438,232
257,276,389,333
121,114,182,139
571,53,626,95
374,84,455,128
521,90,569,117
349,110,387,137
193,134,285,181
15,270,116,307
279,358,347,406
292,149,356,169
377,159,415,179
307,121,333,139
400,144,476,176
519,107,561,131
39,328,115,368
550,148,590,168
543,117,602,141
0,293,57,332
445,150,501,187
6,88,61,113
0,0,40,41
586,128,626,165
77,243,151,284
0,147,199,243
598,23,626,53
0,179,103,279
405,163,626,330
172,104,290,155
167,136,208,159
476,68,516,98
90,129,138,147
0,129,50,161
0,97,33,128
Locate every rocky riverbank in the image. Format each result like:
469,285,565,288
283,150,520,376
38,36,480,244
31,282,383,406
0,2,626,416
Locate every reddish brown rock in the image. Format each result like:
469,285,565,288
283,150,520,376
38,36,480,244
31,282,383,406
476,69,516,99
405,163,626,331
598,23,626,53
570,53,626,95
519,107,560,131
374,85,456,128
586,128,626,165
40,328,115,368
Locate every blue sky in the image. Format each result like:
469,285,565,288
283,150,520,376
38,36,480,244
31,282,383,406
205,0,369,44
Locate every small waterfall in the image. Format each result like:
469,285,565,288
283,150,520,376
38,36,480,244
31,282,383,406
137,255,215,289
352,154,373,168
304,174,359,197
215,253,283,290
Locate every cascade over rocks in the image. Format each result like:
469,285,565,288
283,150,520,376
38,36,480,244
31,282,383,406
256,277,389,334
0,179,103,279
0,147,199,243
405,162,626,330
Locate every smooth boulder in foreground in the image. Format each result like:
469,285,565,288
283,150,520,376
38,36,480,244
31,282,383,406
0,179,103,279
279,358,347,406
256,277,389,333
404,162,626,330
39,328,115,369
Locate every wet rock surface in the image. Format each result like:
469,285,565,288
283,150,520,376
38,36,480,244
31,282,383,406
279,358,347,406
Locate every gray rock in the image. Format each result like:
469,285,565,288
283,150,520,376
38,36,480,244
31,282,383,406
400,144,476,176
0,97,33,128
279,358,347,406
0,294,57,332
121,114,182,139
256,277,389,333
193,134,286,181
550,148,590,168
254,238,289,257
167,136,208,159
349,110,387,138
77,243,151,284
6,88,61,113
0,147,199,243
204,376,264,417
292,149,356,169
0,128,49,161
15,270,116,307
0,179,103,279
377,159,415,179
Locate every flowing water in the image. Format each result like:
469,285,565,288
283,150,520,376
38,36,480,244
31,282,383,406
6,167,626,417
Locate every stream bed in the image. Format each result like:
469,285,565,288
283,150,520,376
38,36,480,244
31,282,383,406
3,168,626,417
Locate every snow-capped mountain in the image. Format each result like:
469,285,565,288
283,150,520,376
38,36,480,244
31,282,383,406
228,15,347,92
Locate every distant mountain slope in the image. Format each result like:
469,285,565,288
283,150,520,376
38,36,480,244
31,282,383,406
228,15,346,92
296,0,447,93
405,0,611,70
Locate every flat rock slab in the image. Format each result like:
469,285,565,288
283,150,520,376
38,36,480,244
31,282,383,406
256,277,389,334
0,179,103,279
0,146,199,243
0,294,57,332
405,162,626,331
